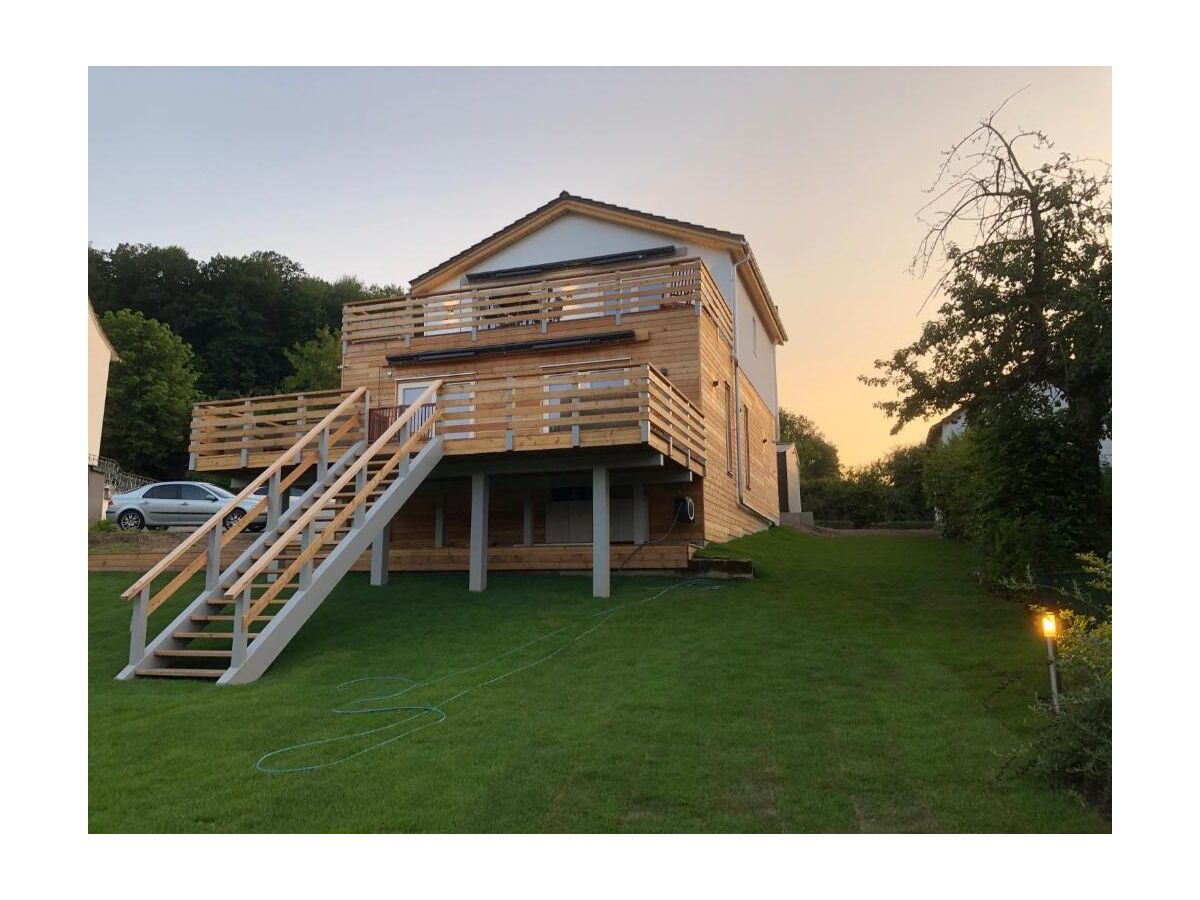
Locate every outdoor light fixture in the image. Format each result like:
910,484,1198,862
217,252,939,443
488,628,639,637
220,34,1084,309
1041,613,1058,639
1041,612,1061,714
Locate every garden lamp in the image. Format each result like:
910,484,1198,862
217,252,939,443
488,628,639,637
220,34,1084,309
1042,612,1061,714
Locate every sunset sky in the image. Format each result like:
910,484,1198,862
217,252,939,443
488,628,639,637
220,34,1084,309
88,67,1111,465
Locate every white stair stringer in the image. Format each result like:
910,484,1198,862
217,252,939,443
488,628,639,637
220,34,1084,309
218,435,444,685
114,443,365,681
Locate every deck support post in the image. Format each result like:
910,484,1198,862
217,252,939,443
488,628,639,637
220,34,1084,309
434,495,444,548
232,589,250,667
370,519,391,587
205,520,223,590
522,496,533,546
469,472,489,592
592,464,610,598
632,479,649,546
129,587,149,667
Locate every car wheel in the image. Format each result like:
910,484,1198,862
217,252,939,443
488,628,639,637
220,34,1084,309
117,509,145,531
223,508,247,530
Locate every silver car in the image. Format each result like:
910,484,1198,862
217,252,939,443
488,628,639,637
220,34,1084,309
106,481,262,531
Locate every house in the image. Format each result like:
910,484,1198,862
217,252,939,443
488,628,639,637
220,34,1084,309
118,192,789,683
88,301,120,522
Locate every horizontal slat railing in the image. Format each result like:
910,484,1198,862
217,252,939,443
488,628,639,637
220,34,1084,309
342,257,735,348
189,388,360,471
427,364,705,471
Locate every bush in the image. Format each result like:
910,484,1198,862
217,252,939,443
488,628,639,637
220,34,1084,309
923,395,1109,584
1008,553,1112,816
867,520,937,530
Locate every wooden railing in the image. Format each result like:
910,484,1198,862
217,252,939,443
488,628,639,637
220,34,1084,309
189,388,361,472
121,388,369,667
431,364,706,472
342,256,736,348
224,381,444,630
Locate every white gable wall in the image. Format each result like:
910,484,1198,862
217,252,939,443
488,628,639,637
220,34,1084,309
423,211,779,424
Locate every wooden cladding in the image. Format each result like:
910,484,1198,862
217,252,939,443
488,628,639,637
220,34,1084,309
189,388,363,472
342,256,735,350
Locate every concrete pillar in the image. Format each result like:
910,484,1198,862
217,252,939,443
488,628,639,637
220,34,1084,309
434,494,444,548
469,472,489,592
632,479,649,546
592,465,610,598
371,519,391,587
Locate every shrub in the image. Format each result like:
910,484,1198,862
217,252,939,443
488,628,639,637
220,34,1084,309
867,520,937,530
1009,552,1112,816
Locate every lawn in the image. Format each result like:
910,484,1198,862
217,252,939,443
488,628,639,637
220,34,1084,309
88,528,1107,832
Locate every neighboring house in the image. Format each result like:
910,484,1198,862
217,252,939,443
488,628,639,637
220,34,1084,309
88,301,120,522
927,391,1112,465
120,192,789,683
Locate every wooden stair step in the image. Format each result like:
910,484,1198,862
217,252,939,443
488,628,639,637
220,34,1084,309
206,596,290,606
193,614,273,623
156,648,234,658
171,631,260,641
136,667,224,679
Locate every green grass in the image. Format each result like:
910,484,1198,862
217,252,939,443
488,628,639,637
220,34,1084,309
89,528,1106,832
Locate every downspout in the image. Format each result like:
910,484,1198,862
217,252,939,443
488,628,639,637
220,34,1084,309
730,244,765,521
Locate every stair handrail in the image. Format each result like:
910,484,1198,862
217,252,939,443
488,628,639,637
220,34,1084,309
120,386,367,600
223,380,443,600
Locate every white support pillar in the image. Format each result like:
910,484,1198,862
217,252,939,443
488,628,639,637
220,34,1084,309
522,496,534,546
469,472,489,592
267,469,282,530
632,479,649,546
371,518,391,587
592,465,610,598
205,520,224,590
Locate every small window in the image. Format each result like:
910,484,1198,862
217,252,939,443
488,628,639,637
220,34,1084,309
144,484,181,500
180,484,216,501
724,382,735,477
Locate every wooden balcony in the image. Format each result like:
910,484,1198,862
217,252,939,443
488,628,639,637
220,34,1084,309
189,365,705,476
341,256,734,350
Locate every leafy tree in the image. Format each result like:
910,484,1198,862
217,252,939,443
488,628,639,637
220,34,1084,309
282,327,342,392
779,409,840,479
99,310,199,478
879,444,932,520
88,244,402,400
861,109,1111,492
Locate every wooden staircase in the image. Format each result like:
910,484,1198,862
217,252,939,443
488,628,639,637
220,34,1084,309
118,383,445,685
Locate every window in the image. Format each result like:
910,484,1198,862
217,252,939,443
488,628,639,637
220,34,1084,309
743,405,751,489
180,484,217,501
724,382,735,477
143,484,181,500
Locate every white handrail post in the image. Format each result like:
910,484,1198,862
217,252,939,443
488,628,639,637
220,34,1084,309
240,399,251,468
318,427,329,481
205,519,223,591
232,588,250,667
353,465,367,528
129,587,149,667
299,523,315,589
267,469,282,530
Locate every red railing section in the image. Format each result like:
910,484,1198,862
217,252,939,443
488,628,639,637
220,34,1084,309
368,403,436,444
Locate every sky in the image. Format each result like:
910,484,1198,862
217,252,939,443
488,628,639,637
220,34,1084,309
88,67,1111,466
